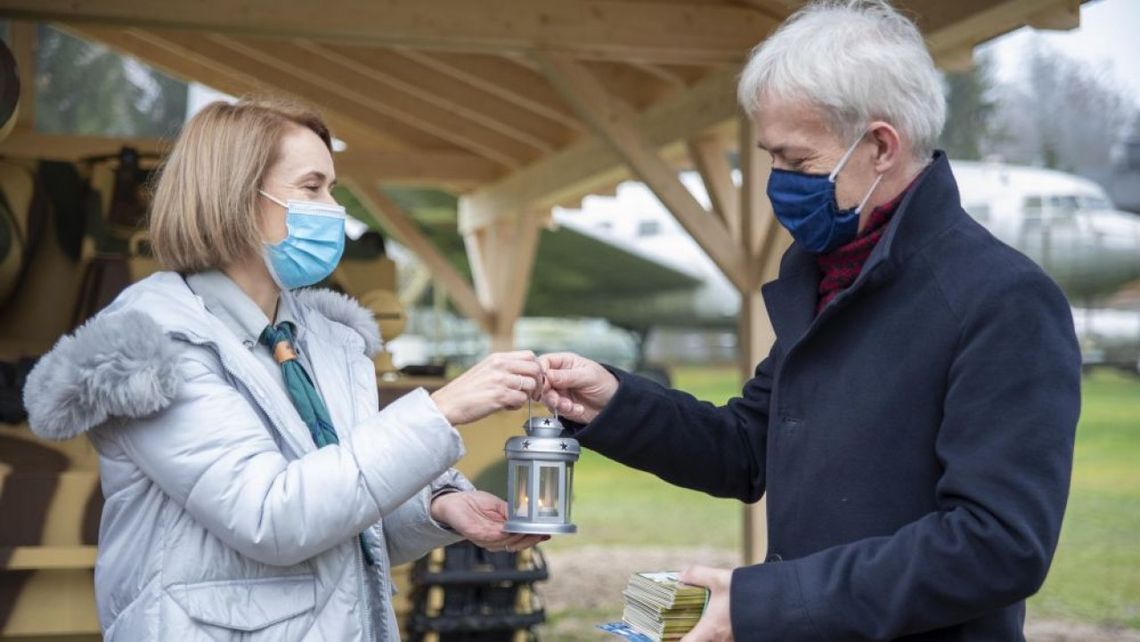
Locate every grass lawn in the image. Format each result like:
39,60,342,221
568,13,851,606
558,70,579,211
547,366,1140,629
1032,370,1140,627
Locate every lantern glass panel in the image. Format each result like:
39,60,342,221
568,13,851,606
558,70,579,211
538,465,560,518
566,465,574,521
514,463,530,517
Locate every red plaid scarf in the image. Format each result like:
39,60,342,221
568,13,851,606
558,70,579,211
816,183,913,313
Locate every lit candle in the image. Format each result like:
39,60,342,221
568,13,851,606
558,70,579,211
537,497,557,517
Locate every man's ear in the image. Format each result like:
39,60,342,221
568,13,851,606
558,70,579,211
868,121,903,175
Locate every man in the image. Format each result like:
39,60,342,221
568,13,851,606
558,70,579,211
540,1,1080,640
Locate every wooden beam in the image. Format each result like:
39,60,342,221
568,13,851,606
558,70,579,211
732,0,795,19
62,25,423,152
494,212,542,339
687,133,741,244
1026,0,1080,30
7,21,36,131
462,212,542,350
340,177,492,332
925,0,1078,67
632,62,689,89
584,60,680,111
460,64,741,232
0,130,167,160
394,50,584,133
303,43,571,154
334,149,503,187
934,47,975,73
0,128,499,187
7,0,778,64
205,35,533,168
1,546,97,571
534,51,750,293
462,227,499,314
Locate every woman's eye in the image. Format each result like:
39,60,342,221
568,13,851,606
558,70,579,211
303,185,321,192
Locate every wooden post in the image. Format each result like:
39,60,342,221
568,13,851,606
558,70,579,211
738,110,780,566
462,208,543,352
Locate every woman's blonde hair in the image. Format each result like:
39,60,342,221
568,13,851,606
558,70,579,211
148,98,332,272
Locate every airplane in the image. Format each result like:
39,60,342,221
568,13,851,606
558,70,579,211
390,161,1140,377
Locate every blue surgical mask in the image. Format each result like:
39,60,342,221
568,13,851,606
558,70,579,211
258,190,346,289
766,133,884,254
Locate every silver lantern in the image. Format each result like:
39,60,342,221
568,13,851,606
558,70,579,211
504,415,579,535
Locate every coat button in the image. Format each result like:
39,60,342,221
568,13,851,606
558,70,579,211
765,553,783,563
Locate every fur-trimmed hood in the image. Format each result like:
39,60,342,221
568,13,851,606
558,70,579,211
24,272,382,441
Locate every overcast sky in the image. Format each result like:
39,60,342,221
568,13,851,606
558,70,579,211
985,0,1140,106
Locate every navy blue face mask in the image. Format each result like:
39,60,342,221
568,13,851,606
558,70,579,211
766,133,883,254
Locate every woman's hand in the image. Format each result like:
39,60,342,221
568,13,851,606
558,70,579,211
430,490,548,552
430,351,544,426
538,352,619,423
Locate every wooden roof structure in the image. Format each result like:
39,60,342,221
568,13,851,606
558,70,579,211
0,0,1082,562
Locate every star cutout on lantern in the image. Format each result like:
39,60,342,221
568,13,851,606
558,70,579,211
523,440,531,449
560,442,568,450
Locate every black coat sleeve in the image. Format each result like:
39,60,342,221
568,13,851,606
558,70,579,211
565,349,776,503
728,274,1081,640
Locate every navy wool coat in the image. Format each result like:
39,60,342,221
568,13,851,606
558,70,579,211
567,153,1081,641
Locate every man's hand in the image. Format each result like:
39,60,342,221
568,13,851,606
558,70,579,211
538,352,619,423
679,566,734,642
430,490,547,552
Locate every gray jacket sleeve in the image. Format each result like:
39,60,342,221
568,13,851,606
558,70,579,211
380,469,476,567
108,352,466,567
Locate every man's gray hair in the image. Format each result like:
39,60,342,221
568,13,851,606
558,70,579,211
738,0,946,160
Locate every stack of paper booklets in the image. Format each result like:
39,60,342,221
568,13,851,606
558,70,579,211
613,571,707,641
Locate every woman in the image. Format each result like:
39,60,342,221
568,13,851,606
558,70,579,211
23,99,546,641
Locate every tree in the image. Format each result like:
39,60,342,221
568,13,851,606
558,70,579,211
33,25,187,138
940,50,1000,161
990,37,1138,173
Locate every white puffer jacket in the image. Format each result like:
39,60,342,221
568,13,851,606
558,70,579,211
24,271,471,641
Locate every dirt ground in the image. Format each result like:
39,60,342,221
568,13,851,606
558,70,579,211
536,546,1140,642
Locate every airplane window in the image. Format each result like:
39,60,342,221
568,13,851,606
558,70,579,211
1080,196,1112,210
637,220,662,237
1047,195,1080,211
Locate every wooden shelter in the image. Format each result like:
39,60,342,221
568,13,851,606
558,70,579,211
0,0,1082,565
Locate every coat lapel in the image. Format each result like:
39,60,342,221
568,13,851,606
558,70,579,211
761,246,820,346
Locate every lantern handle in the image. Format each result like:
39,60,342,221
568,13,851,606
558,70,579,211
533,359,559,424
